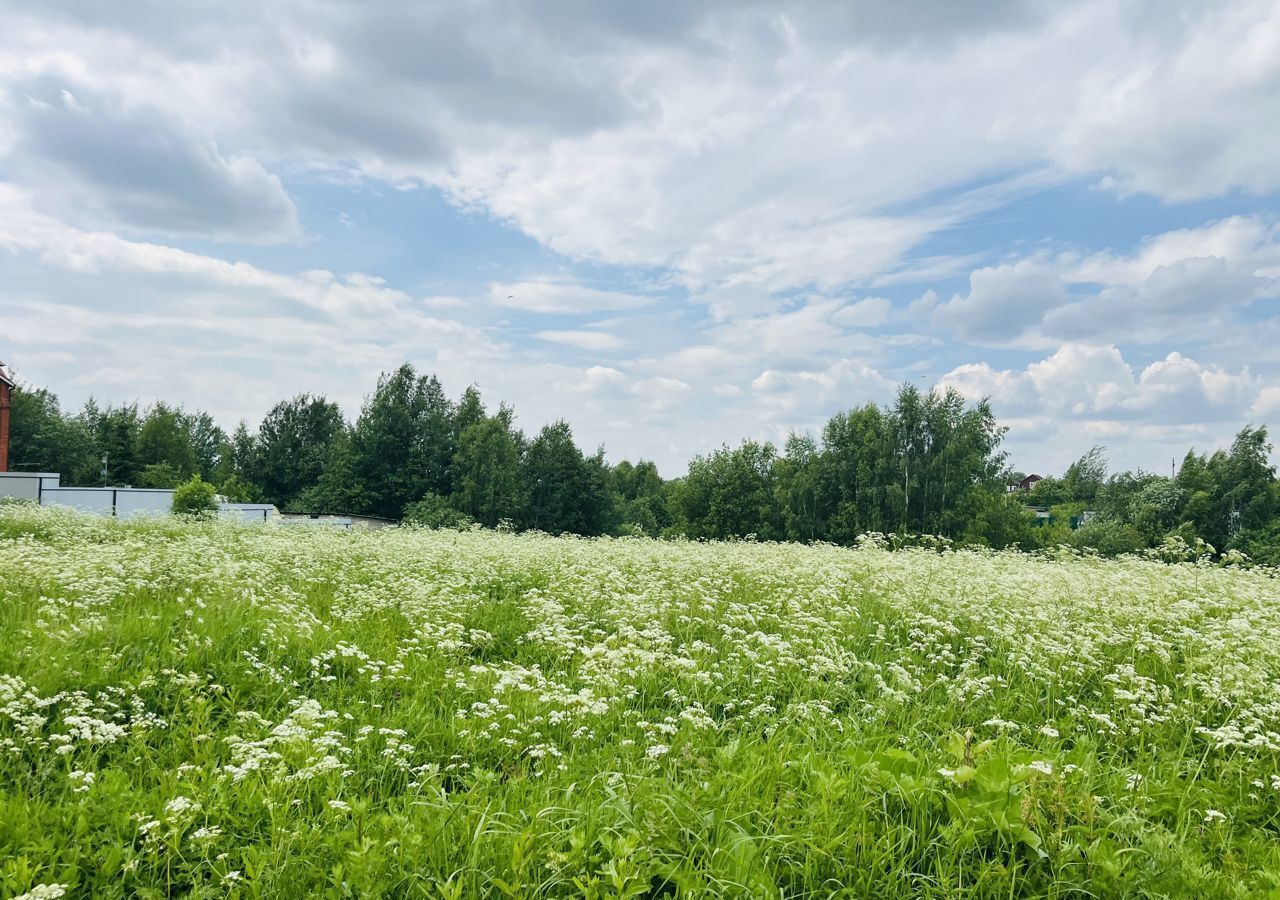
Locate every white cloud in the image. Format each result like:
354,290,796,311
488,279,655,314
1,73,298,242
933,261,1071,344
940,343,1274,472
1064,216,1279,287
533,330,627,352
1,0,1279,481
4,2,1275,293
1054,0,1280,201
927,216,1280,347
945,344,1265,424
832,297,892,328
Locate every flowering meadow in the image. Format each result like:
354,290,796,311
1,505,1279,898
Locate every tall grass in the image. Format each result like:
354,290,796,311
1,504,1278,898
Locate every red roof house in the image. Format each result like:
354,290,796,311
1017,473,1043,492
0,360,13,473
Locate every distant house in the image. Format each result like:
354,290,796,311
1010,474,1043,493
0,360,14,473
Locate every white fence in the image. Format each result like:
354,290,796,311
0,472,61,500
0,472,277,521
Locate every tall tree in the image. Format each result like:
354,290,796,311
673,440,780,540
821,403,888,540
452,385,487,442
452,416,522,527
6,386,96,476
137,403,198,478
81,401,142,486
256,394,346,507
775,434,824,542
288,431,367,514
350,365,454,518
185,411,229,483
520,421,608,535
611,459,670,536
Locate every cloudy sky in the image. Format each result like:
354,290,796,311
2,0,1279,476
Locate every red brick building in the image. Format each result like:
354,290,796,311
0,360,13,473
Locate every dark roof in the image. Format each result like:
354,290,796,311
0,361,14,388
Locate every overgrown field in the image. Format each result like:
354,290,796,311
1,506,1279,898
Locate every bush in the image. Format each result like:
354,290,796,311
172,475,218,519
402,493,473,529
216,474,260,503
1069,519,1147,556
1234,523,1280,566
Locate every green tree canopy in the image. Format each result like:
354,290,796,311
256,394,346,507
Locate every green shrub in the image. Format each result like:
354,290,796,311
215,474,260,503
402,493,473,529
1069,518,1147,556
171,475,218,518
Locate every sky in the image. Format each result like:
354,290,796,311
1,0,1279,478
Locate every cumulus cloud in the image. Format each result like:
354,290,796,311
1054,0,1280,200
932,261,1071,344
929,216,1280,347
940,344,1274,472
1,0,1279,478
2,1,1276,290
2,76,298,242
941,344,1263,425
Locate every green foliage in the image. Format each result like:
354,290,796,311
1068,518,1147,555
1061,445,1107,503
1235,522,1280,565
171,474,218,518
77,400,142,485
136,461,183,489
402,493,473,528
185,410,229,482
1,506,1278,898
453,416,522,527
963,491,1039,549
351,365,455,518
255,395,347,507
286,431,366,515
11,365,1280,565
521,421,610,535
215,473,261,503
672,440,781,540
610,460,671,536
137,402,198,478
6,385,96,476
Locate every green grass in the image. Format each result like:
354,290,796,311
1,504,1279,898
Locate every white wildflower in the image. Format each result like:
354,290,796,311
14,886,69,900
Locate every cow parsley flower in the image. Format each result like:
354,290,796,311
14,886,69,900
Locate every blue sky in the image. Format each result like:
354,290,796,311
2,0,1279,476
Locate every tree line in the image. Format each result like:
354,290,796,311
7,363,1279,560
